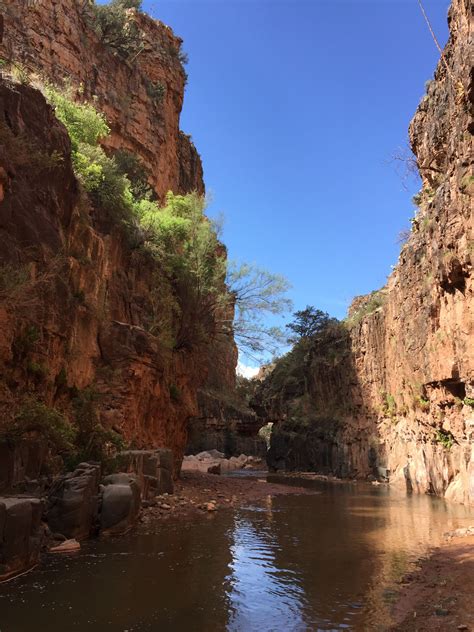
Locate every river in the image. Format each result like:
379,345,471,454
0,477,472,631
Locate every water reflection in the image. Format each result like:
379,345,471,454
0,483,471,632
227,511,308,631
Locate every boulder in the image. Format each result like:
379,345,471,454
0,497,43,581
118,449,174,498
100,473,141,535
46,463,101,540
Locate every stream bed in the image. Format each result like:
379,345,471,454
0,478,472,631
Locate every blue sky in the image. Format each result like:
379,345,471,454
103,0,451,367
142,0,450,316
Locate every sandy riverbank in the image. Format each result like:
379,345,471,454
390,533,474,631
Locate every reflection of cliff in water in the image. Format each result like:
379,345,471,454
0,484,472,631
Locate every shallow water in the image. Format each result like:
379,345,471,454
0,479,472,632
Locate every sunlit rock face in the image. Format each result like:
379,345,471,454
260,0,473,504
0,1,237,478
1,0,203,200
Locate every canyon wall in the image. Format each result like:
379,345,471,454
263,0,473,504
0,0,236,480
1,0,203,200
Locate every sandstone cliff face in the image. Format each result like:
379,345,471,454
263,0,473,504
1,0,203,200
0,1,235,479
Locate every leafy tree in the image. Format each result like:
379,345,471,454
286,306,333,341
227,263,292,360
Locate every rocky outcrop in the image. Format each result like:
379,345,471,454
186,389,266,457
100,473,141,536
260,0,473,504
118,449,174,498
46,463,102,540
0,497,43,581
0,0,203,201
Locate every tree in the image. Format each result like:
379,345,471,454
227,263,292,361
285,306,333,341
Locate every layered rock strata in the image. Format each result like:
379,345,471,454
263,0,473,505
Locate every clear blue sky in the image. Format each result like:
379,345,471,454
102,0,451,363
140,0,450,321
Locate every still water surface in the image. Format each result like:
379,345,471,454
0,478,472,632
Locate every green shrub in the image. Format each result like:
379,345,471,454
0,399,77,455
416,396,430,411
113,149,154,200
464,397,474,408
169,383,181,402
0,264,29,300
13,325,40,359
89,0,144,60
44,86,109,147
346,290,386,327
27,361,47,380
381,392,397,418
145,79,166,104
435,429,454,450
71,388,125,466
45,86,136,225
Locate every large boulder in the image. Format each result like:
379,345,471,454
118,450,174,498
46,463,101,540
0,497,43,581
100,473,141,535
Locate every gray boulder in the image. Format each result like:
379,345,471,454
118,449,174,498
0,497,43,581
100,474,141,535
46,463,101,540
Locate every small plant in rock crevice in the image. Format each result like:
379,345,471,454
435,428,454,450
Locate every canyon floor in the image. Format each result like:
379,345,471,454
391,533,474,631
139,470,317,524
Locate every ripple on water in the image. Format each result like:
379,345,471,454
0,487,472,631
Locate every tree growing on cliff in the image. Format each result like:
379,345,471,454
227,263,292,360
286,306,334,342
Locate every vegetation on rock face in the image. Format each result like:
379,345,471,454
254,308,352,426
87,0,144,61
345,289,386,327
435,428,454,450
285,306,335,342
0,399,77,456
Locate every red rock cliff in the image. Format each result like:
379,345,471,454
263,0,473,504
1,0,203,200
0,0,236,476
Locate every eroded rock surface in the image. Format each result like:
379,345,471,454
0,497,43,581
260,0,473,504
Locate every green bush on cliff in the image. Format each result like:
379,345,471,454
70,388,125,467
88,0,144,61
0,399,77,455
44,86,110,146
136,192,228,348
45,86,138,223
